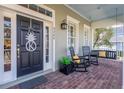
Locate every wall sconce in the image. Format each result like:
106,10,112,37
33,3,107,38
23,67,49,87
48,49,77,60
61,19,67,30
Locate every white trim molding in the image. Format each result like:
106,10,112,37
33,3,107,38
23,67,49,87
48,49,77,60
83,24,91,47
67,16,80,24
0,10,17,85
0,4,55,22
67,16,80,54
0,4,56,85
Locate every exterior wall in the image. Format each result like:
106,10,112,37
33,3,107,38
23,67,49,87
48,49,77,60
46,4,91,70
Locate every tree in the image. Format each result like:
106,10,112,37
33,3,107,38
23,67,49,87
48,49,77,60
93,28,113,48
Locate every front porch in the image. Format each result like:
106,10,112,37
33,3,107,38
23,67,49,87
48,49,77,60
0,4,123,89
9,58,123,89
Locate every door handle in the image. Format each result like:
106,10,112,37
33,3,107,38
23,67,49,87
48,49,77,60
17,48,20,58
17,44,20,58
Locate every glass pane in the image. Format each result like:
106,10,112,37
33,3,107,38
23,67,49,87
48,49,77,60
46,49,49,55
29,4,38,11
4,17,11,27
71,38,75,47
19,4,28,8
45,26,49,63
70,27,73,37
45,40,49,49
18,4,52,17
68,24,76,48
68,29,71,37
4,28,11,38
46,10,52,17
68,38,71,47
39,7,46,14
4,17,11,72
46,56,49,63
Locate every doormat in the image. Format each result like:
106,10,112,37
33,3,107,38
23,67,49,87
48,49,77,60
18,76,48,89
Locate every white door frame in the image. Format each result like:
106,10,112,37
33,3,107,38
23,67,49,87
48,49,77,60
43,21,53,71
0,4,55,85
0,9,17,85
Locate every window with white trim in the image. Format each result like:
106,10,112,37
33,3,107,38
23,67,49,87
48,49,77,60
84,24,91,46
68,22,76,48
4,17,11,72
67,16,80,56
67,21,79,56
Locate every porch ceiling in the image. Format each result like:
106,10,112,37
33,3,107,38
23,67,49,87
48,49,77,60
67,4,124,21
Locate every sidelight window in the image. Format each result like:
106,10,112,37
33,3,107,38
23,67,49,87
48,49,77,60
45,26,49,63
4,17,11,72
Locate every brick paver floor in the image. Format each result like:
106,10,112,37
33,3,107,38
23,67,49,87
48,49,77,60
9,58,123,89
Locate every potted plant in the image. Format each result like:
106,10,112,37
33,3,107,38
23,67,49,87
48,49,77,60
59,56,74,75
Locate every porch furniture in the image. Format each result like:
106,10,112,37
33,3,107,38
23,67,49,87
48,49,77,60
82,46,91,66
59,57,74,75
92,50,116,59
59,62,74,75
82,46,99,65
69,46,87,72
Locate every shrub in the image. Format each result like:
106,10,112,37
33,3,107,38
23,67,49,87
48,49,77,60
59,57,71,65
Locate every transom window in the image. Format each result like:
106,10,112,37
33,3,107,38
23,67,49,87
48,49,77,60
19,4,52,17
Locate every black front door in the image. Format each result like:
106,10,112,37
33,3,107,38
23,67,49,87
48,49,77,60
17,15,43,77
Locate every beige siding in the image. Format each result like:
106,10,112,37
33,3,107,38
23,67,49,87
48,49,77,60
46,4,91,70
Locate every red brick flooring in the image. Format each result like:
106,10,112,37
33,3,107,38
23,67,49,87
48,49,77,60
10,58,123,89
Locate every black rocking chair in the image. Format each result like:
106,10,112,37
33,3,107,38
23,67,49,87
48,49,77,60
82,46,99,65
69,46,88,72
